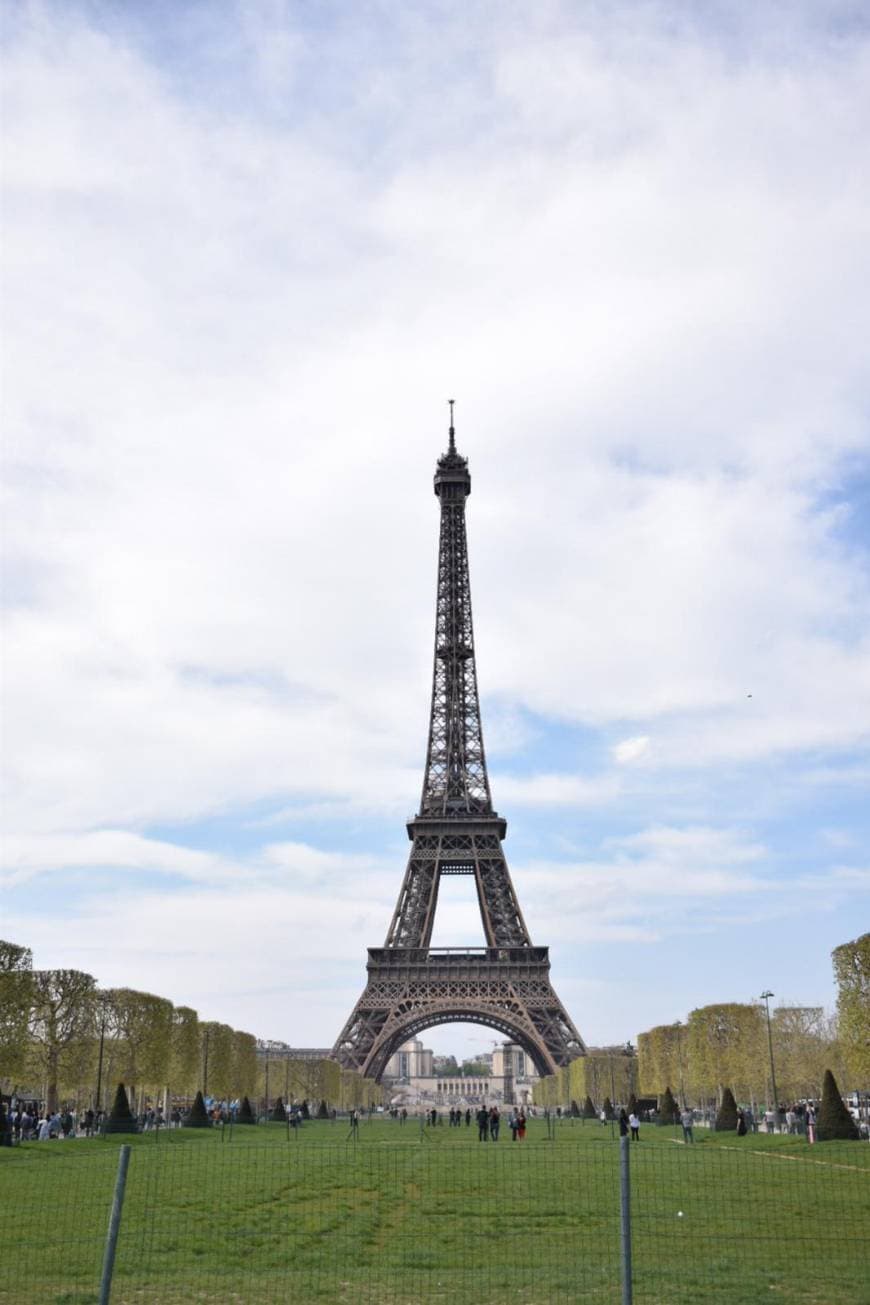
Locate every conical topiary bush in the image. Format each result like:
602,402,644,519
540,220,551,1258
105,1082,139,1134
301,1099,310,1120
659,1087,679,1125
317,1099,329,1119
628,1093,639,1118
271,1096,287,1122
715,1087,739,1132
236,1095,256,1125
817,1069,859,1141
570,1099,580,1117
603,1097,614,1120
184,1090,212,1128
583,1095,597,1119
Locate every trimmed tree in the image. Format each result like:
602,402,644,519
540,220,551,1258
271,1096,287,1122
184,1090,211,1128
317,1099,329,1119
300,1099,310,1120
603,1096,614,1120
659,1087,679,1125
236,1095,256,1125
628,1093,639,1118
570,1099,580,1117
105,1082,139,1134
715,1087,739,1132
583,1095,597,1119
817,1069,860,1141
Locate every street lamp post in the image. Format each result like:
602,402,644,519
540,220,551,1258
760,991,779,1119
94,1004,107,1113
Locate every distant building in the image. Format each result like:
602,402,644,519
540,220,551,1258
384,1038,538,1107
383,1037,434,1079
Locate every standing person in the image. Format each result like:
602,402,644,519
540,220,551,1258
476,1105,489,1141
618,1108,629,1138
599,1108,607,1126
509,1110,519,1141
736,1108,747,1137
517,1110,526,1141
680,1107,694,1143
489,1106,500,1141
806,1103,817,1145
465,1108,471,1127
628,1111,640,1141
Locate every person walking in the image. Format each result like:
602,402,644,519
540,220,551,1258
517,1110,527,1141
628,1111,640,1141
680,1107,694,1143
489,1106,500,1141
477,1105,489,1141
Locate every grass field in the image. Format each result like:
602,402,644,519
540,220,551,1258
2,1117,868,1303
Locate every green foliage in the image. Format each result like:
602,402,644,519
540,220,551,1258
688,1005,764,1101
817,1069,859,1141
231,1030,258,1097
832,934,870,1084
105,1082,138,1134
237,1096,256,1124
184,1091,211,1128
170,1006,200,1096
103,988,173,1102
28,969,97,1112
461,1060,491,1076
658,1087,679,1124
583,1095,597,1119
638,1024,684,1096
200,1021,235,1098
271,1096,287,1122
715,1087,739,1131
0,939,34,1085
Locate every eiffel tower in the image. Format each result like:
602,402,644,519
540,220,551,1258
333,407,586,1080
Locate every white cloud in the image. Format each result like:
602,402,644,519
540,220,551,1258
612,736,651,764
2,3,869,1050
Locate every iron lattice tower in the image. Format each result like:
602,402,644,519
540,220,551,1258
333,410,585,1080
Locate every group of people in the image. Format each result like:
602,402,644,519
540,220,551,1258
617,1109,642,1140
475,1105,527,1140
6,1106,93,1141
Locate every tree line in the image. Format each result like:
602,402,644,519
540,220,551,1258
532,933,868,1112
0,939,380,1114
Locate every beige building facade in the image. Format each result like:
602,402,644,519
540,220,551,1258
384,1038,539,1107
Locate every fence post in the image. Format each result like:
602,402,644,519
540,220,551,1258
619,1134,633,1305
99,1144,131,1305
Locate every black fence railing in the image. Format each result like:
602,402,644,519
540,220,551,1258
1,1124,867,1303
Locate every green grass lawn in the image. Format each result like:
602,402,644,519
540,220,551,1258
2,1118,867,1303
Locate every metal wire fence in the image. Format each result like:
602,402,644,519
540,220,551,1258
1,1120,867,1303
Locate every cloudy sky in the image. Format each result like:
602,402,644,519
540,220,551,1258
3,0,869,1062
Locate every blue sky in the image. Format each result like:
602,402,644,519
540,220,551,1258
2,0,869,1060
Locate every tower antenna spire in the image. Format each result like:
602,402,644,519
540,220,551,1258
448,398,455,452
